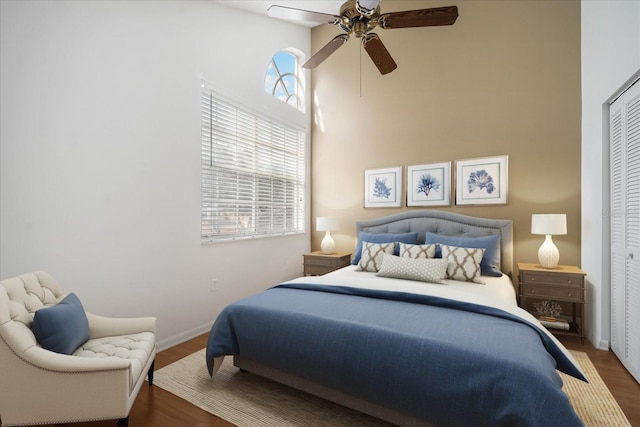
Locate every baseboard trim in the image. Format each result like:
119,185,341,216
156,322,212,352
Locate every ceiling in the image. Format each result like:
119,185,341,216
209,1,344,27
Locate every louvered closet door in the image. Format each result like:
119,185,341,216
610,79,640,384
610,97,625,362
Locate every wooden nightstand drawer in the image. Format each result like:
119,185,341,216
304,265,336,275
520,283,585,303
520,271,583,288
304,256,341,267
303,252,351,276
517,262,587,342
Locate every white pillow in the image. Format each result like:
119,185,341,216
377,254,448,284
441,244,485,284
399,243,437,259
357,241,396,272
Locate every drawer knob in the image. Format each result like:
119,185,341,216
531,277,535,281
567,292,572,297
530,289,536,294
567,280,572,285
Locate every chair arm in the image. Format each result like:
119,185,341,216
86,312,156,339
23,345,130,372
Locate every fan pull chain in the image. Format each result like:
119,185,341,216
359,41,362,97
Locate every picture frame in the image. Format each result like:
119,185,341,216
406,162,451,207
364,167,402,208
455,155,508,205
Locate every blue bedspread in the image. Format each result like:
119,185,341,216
206,283,585,427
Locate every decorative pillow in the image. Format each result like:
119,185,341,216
425,232,502,277
32,293,90,355
377,254,449,284
352,232,419,265
357,241,396,272
441,245,485,284
399,243,437,259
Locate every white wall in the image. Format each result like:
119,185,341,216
0,0,311,350
581,0,640,349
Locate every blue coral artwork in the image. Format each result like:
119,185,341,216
456,155,508,205
373,177,392,199
407,162,451,207
364,167,402,208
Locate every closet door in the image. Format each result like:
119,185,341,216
610,79,640,383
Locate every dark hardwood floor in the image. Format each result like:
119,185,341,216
46,334,639,427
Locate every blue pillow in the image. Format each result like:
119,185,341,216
352,232,419,265
32,293,90,355
425,232,503,277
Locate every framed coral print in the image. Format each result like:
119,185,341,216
364,167,402,208
455,155,508,205
407,162,451,207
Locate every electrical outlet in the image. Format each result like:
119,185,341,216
211,278,218,292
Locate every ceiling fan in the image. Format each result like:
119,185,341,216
268,0,458,75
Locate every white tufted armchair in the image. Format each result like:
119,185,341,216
0,271,156,427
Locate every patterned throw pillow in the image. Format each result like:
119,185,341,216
399,243,437,259
441,244,485,284
352,232,419,265
377,254,449,284
357,241,396,272
425,232,502,277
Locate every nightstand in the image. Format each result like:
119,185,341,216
303,252,351,276
518,263,586,343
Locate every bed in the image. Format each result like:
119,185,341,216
206,210,587,427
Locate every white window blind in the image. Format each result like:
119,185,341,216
201,88,306,243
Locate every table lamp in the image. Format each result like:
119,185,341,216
316,216,338,254
531,214,567,269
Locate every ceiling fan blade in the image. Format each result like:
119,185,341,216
362,33,398,75
378,6,458,29
267,5,340,25
303,34,350,69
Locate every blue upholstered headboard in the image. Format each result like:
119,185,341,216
355,210,513,277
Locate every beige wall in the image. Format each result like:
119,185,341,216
309,0,581,271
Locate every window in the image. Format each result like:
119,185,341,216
201,86,306,243
265,50,305,112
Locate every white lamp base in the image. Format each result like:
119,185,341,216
321,232,335,255
538,235,560,269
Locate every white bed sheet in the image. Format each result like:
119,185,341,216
286,265,518,308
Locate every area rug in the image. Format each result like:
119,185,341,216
560,351,631,427
153,349,631,427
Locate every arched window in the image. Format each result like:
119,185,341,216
265,49,305,112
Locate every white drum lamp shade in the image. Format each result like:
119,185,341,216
531,214,567,269
316,216,339,255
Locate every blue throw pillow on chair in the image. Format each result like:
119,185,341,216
32,293,90,355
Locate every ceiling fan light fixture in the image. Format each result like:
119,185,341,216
356,0,380,16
